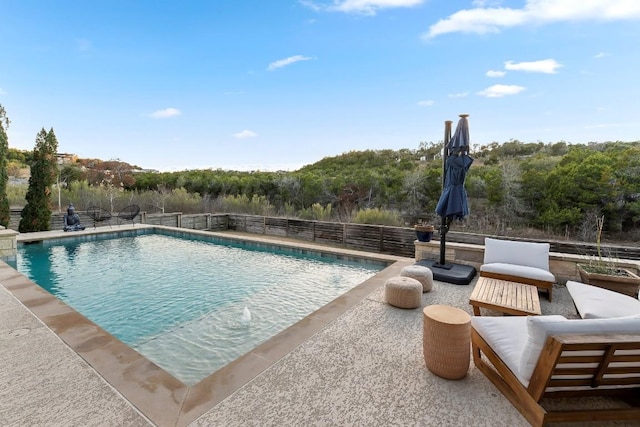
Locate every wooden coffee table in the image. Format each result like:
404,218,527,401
469,276,541,316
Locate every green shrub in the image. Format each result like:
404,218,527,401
19,128,58,232
299,203,333,221
222,194,274,216
280,202,297,218
352,208,403,226
60,180,100,210
164,187,202,213
6,183,27,208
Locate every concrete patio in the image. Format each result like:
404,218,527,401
1,230,637,426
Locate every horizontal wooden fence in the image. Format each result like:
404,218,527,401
7,209,640,260
226,214,417,257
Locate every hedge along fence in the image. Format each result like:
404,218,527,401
7,210,640,260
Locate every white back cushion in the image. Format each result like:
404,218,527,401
483,238,550,271
519,315,640,382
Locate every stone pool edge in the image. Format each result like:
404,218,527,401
3,225,411,427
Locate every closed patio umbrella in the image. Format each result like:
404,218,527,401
435,117,473,220
420,114,476,285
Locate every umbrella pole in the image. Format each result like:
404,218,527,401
438,120,453,266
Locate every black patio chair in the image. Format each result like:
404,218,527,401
86,206,112,229
117,205,140,227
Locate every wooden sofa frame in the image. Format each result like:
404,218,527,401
479,271,554,302
472,329,640,426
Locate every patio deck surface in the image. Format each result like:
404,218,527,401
1,229,637,426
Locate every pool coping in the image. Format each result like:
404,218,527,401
2,225,412,427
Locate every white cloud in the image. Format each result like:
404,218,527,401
149,108,181,119
0,88,6,95
504,59,563,74
472,0,503,6
417,100,434,106
233,130,258,139
448,92,469,98
299,1,322,12
486,70,506,77
302,0,423,15
477,84,525,97
425,0,640,39
594,52,609,59
267,55,312,71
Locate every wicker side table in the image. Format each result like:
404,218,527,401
423,304,471,380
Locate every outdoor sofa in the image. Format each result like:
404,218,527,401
479,237,555,301
472,314,640,426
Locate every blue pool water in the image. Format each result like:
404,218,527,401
14,231,384,385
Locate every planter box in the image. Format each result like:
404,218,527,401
577,264,640,298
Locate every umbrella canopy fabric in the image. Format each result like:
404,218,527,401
447,117,470,154
435,154,473,219
435,116,473,220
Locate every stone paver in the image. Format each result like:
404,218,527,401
0,285,151,426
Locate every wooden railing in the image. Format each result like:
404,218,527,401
7,209,640,260
225,214,416,257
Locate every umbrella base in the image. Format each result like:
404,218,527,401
417,260,476,286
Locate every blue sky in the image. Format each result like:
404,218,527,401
1,0,639,171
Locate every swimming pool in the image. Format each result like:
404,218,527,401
13,229,385,384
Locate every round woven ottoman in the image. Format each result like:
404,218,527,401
400,265,433,292
422,304,471,379
385,277,422,309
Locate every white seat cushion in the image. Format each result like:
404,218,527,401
480,263,555,283
566,280,640,319
519,315,640,382
471,316,529,385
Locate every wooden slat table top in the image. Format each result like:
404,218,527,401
469,276,542,316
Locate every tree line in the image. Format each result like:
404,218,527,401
2,102,639,242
